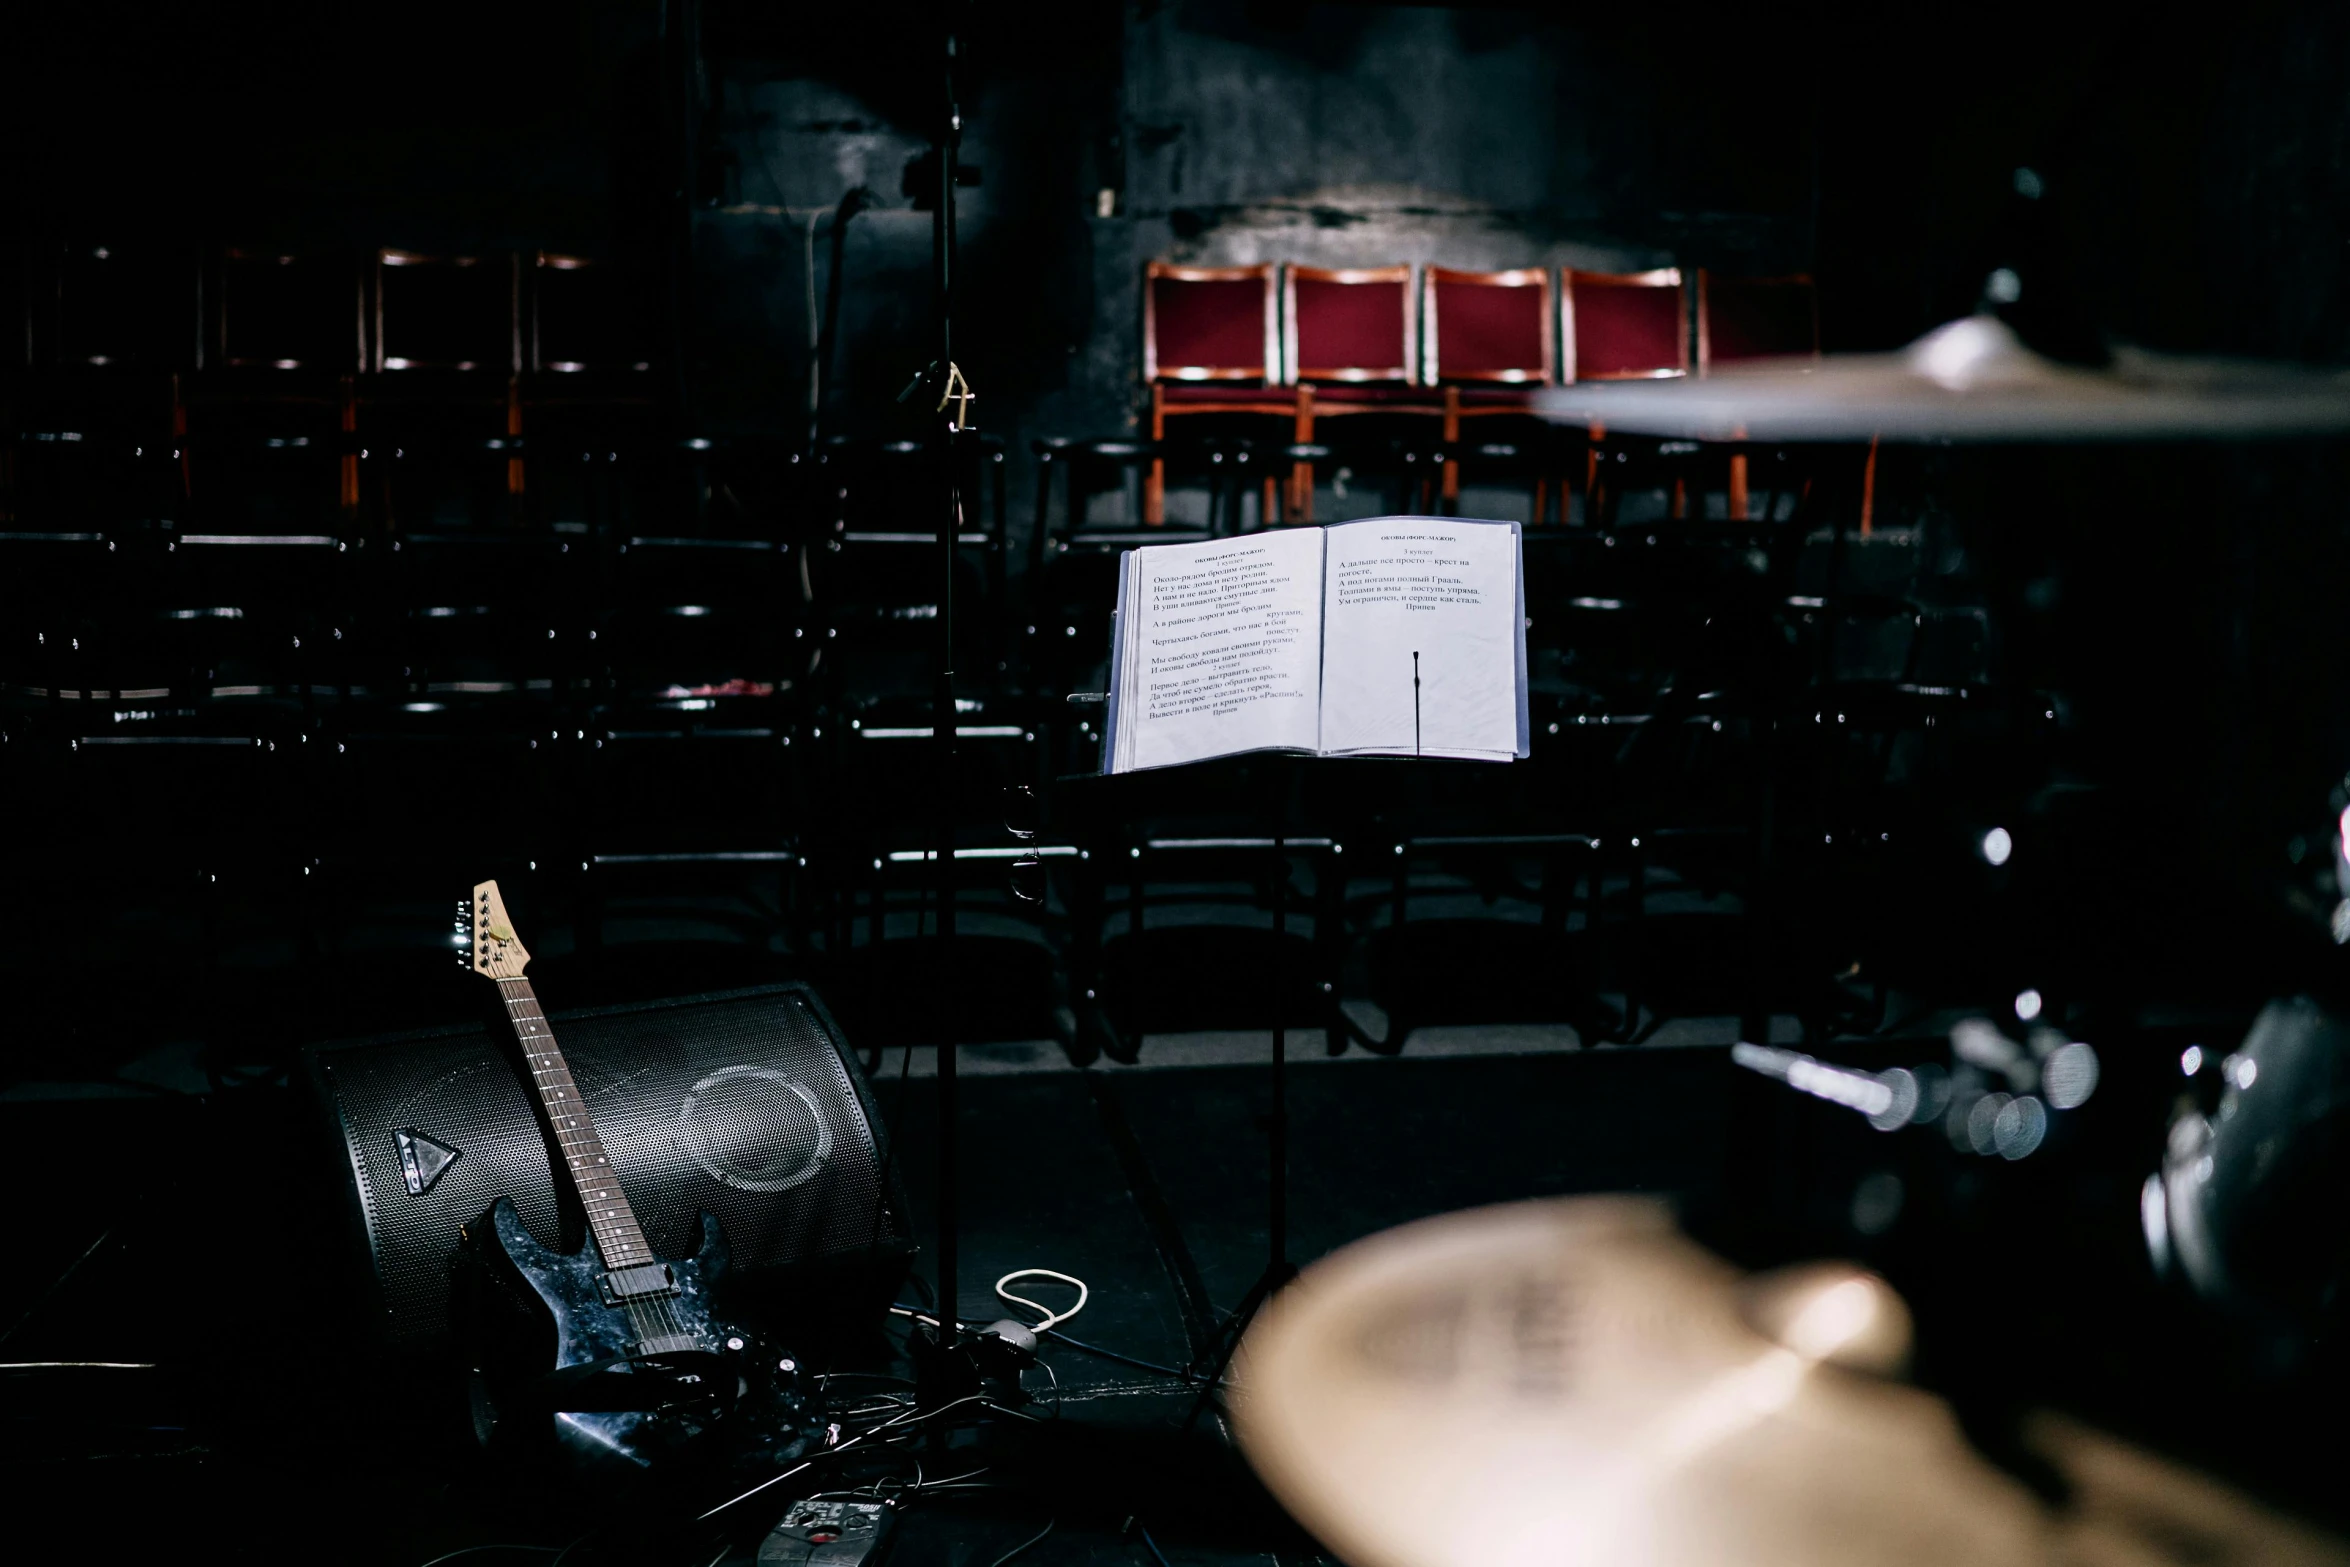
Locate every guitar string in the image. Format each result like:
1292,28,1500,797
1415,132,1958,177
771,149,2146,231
478,927,689,1352
499,978,695,1352
505,979,688,1350
517,983,694,1350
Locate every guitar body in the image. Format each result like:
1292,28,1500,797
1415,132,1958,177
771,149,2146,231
462,1197,763,1467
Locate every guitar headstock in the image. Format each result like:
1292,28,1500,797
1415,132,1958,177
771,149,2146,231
457,879,532,979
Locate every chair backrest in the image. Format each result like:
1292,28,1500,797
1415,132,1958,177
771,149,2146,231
1285,264,1415,385
54,243,197,370
0,242,27,369
532,253,656,375
220,250,361,372
1144,262,1276,383
374,250,518,373
1697,272,1819,371
1422,266,1553,385
1561,268,1687,383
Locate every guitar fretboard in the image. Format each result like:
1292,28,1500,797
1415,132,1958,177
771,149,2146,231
495,977,654,1272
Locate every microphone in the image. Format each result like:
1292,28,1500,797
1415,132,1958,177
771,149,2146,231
1730,1042,1919,1132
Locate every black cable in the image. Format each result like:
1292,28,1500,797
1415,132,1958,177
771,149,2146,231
0,1226,116,1349
986,1517,1055,1567
1041,1328,1213,1386
1029,1356,1063,1420
1134,1523,1175,1567
698,1392,999,1522
889,1303,1220,1387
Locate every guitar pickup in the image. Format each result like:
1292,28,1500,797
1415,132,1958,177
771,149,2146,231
598,1263,678,1305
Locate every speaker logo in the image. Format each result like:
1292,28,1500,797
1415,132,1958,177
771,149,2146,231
395,1128,462,1195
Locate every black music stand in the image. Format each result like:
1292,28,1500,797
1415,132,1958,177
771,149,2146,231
1183,750,1300,1425
1056,750,1324,1424
1065,518,1531,1418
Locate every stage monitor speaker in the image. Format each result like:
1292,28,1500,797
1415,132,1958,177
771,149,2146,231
306,982,912,1357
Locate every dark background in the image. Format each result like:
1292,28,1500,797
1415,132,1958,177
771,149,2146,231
9,0,2350,975
12,1,2349,440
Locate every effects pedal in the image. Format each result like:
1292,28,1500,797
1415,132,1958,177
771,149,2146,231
756,1499,895,1567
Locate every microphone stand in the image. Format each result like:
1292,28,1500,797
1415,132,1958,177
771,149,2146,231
906,21,971,1413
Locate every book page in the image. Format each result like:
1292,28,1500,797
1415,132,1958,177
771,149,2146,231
1107,528,1326,773
1317,516,1524,760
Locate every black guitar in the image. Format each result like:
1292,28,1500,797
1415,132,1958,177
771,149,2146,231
453,878,813,1468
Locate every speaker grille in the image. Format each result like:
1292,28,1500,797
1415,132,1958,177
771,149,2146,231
311,985,909,1354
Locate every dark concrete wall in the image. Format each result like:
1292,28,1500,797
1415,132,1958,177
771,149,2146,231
693,1,1822,535
0,0,667,257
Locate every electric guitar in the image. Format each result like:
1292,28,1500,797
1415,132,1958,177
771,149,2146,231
452,879,810,1467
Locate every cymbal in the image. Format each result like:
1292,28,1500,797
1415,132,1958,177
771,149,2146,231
1230,1198,2350,1567
1233,1198,2047,1567
1535,315,2350,442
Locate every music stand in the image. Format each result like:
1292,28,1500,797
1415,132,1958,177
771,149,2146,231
1182,749,1301,1425
1055,750,1330,1424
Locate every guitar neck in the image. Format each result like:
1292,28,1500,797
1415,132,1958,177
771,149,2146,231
494,976,654,1273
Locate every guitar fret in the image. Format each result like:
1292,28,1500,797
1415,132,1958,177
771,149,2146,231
494,975,649,1268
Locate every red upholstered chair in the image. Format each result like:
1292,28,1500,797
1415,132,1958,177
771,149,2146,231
1286,263,1415,385
1562,268,1688,383
1697,273,1819,519
1697,271,1819,369
1281,264,1425,521
1562,268,1688,522
1143,261,1284,525
1423,266,1552,388
1422,265,1554,515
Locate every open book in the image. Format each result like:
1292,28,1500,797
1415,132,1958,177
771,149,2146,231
1102,515,1528,774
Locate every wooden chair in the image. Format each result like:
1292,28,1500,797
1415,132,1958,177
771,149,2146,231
522,252,677,545
221,249,363,373
1563,268,1689,522
1697,272,1819,521
1421,265,1555,517
364,248,522,536
187,248,363,546
5,243,186,550
531,253,657,377
51,242,198,372
1697,272,1819,369
1281,263,1428,521
1143,261,1285,525
1562,266,1688,383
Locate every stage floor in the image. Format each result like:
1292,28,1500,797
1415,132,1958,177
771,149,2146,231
3,1023,2343,1565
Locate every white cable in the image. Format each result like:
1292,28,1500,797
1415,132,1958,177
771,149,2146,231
993,1268,1089,1333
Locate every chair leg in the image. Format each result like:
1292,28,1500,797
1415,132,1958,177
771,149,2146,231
1292,387,1315,523
1859,434,1879,537
1147,384,1167,525
1442,387,1461,511
1031,450,1054,579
